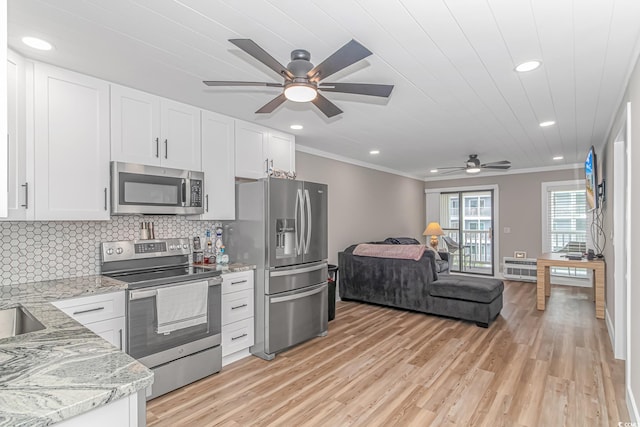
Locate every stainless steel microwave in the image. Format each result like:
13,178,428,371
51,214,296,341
111,162,204,215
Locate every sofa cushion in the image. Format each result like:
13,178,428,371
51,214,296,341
425,246,442,260
384,237,421,245
430,276,503,303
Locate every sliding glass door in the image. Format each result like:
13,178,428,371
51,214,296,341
440,190,494,275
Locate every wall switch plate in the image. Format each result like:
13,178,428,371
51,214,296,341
504,227,511,234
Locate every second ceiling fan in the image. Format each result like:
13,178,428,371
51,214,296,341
437,154,511,175
203,39,394,118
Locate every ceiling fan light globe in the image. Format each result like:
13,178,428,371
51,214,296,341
284,84,317,102
466,167,481,174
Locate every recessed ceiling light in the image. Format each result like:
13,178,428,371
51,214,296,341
369,150,380,155
515,60,541,72
290,124,303,130
22,36,53,51
540,120,556,127
430,169,438,173
553,156,564,160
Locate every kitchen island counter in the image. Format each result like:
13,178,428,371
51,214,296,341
0,276,153,426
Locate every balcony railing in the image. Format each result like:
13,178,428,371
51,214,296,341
442,229,492,274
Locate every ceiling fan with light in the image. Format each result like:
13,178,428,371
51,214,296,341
203,39,394,118
436,154,511,175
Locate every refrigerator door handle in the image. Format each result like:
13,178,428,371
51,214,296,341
304,189,312,255
270,282,327,303
294,188,301,256
270,262,327,277
297,188,305,255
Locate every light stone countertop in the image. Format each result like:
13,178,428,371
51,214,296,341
0,276,153,427
193,262,256,273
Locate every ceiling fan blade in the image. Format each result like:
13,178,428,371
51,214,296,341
311,93,343,118
307,39,372,82
435,166,466,170
203,81,284,87
318,82,394,97
439,169,466,176
481,160,511,166
229,39,294,80
482,164,511,170
255,93,287,114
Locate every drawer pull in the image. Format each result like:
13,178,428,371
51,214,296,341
231,280,247,285
231,304,248,310
231,333,248,341
73,306,105,316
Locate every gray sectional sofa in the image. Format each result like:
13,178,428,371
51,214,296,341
338,239,504,327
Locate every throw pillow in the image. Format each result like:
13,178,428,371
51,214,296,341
425,246,442,260
384,237,420,245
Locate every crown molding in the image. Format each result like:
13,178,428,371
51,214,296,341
295,145,424,181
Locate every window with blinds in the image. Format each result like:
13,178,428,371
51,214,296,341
545,188,587,252
543,182,588,279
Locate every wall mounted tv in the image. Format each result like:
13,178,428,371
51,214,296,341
585,146,598,211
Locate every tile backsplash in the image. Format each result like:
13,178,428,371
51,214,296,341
0,216,221,285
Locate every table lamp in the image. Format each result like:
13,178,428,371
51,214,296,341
423,222,444,250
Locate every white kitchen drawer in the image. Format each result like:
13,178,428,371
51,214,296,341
222,317,254,357
53,291,125,324
85,317,126,351
222,289,254,325
221,271,254,294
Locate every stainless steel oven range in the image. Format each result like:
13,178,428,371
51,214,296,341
101,238,222,400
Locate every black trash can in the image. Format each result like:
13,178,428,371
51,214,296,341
327,264,338,321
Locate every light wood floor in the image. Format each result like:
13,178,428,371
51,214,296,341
147,281,629,426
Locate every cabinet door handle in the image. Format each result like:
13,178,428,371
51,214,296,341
206,194,209,212
231,303,248,310
104,188,108,211
265,159,269,174
155,138,159,157
119,329,123,350
21,183,28,209
231,333,248,341
231,280,247,285
164,139,168,159
73,306,105,316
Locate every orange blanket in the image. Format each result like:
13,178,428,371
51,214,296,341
353,244,426,261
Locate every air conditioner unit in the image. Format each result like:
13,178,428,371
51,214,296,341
503,257,537,282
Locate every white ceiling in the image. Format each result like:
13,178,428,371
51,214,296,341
8,0,640,178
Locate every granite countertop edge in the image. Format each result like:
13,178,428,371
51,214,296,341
0,275,154,427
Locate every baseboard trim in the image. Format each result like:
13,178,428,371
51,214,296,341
627,383,639,423
605,308,617,356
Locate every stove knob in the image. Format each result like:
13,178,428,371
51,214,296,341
106,248,114,255
182,244,188,249
115,247,123,255
169,244,175,250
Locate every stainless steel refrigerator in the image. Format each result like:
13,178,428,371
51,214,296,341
229,177,328,360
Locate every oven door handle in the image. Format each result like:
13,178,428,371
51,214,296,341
129,289,157,300
129,279,222,300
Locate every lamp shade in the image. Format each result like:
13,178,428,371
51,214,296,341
423,222,444,236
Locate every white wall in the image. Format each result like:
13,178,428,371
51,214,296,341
295,151,426,265
621,53,640,422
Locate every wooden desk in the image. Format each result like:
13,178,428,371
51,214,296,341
536,253,606,319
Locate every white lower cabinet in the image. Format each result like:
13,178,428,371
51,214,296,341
53,291,126,350
56,390,143,427
221,271,255,366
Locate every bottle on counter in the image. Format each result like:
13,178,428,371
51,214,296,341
214,226,224,260
219,245,229,266
204,229,214,264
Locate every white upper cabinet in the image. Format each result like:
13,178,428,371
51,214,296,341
111,85,201,171
235,120,268,179
33,63,110,220
4,50,33,220
197,111,235,220
266,130,296,173
235,120,295,179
